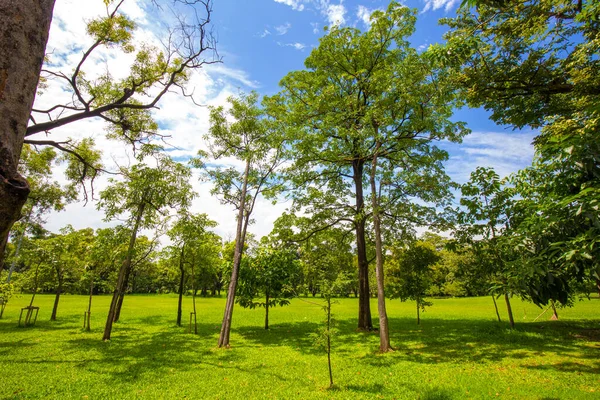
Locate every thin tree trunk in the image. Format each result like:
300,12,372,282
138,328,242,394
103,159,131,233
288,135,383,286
264,291,269,330
177,245,185,326
114,266,132,322
103,201,146,341
369,141,391,352
50,265,62,321
417,298,420,325
0,0,55,269
504,292,514,329
218,159,251,348
29,261,41,307
86,277,93,331
550,300,558,320
326,296,333,388
353,159,372,331
492,294,502,322
191,255,197,334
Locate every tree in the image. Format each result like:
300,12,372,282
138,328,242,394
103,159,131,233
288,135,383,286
440,0,600,300
237,245,300,330
167,212,218,327
0,0,55,269
198,91,284,348
387,240,440,325
3,144,97,282
456,167,520,328
266,3,466,341
0,0,217,268
99,154,194,340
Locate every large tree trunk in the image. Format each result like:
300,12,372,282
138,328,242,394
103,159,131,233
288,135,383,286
0,0,55,269
218,159,251,348
103,201,145,341
504,292,515,329
50,265,62,321
352,159,372,331
177,245,185,326
369,143,391,352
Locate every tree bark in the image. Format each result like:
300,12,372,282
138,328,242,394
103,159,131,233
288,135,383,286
177,245,185,326
0,0,55,268
103,200,145,341
352,159,372,331
218,159,251,348
50,264,62,321
369,142,391,352
550,300,558,320
417,298,421,325
504,292,514,329
326,296,333,388
492,295,502,322
85,276,93,331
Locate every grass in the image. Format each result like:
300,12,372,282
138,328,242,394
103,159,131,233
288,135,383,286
0,294,598,399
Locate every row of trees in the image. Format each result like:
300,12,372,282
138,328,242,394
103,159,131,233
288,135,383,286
1,0,598,353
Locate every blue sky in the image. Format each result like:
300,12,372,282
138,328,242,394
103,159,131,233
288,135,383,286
35,0,536,239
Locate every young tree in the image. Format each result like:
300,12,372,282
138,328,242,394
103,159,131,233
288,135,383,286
456,167,520,328
387,240,440,325
0,0,217,268
167,212,218,326
99,154,194,340
237,245,300,330
199,91,284,348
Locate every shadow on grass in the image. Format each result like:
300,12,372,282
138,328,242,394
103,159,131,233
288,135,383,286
1,308,598,395
233,316,600,374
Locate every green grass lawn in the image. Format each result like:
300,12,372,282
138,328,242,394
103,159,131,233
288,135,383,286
0,294,598,399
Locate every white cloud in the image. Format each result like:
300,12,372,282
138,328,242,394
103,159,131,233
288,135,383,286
442,131,537,184
36,0,280,242
278,41,307,50
422,0,461,13
310,22,320,34
324,3,346,27
274,0,305,11
258,29,271,38
356,5,374,28
275,22,292,35
273,0,346,27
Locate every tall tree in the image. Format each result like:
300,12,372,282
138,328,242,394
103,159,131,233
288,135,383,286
198,91,284,348
0,0,217,268
267,2,466,346
99,154,194,340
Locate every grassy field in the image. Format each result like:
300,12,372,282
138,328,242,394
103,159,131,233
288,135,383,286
0,294,598,399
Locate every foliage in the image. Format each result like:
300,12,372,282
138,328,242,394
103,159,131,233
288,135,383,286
237,246,300,311
442,0,600,303
387,240,440,318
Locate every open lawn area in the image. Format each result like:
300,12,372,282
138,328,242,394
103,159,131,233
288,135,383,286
0,295,598,399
